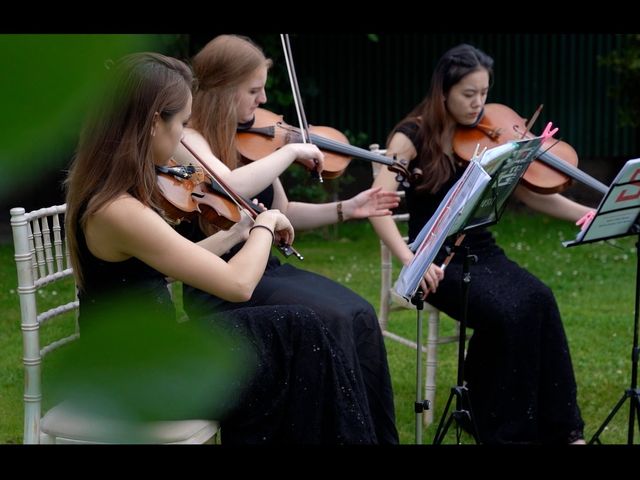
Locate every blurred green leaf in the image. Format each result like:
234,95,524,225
0,34,163,197
45,293,252,431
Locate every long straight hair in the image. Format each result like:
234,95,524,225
190,34,272,169
389,44,494,194
65,52,193,287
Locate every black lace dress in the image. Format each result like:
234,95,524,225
398,121,584,444
72,217,380,444
178,184,399,444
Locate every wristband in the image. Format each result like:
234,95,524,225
249,224,275,243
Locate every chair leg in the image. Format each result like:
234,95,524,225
379,241,393,331
423,305,440,427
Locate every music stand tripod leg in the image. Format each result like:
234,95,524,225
411,291,431,444
589,239,640,445
433,247,480,444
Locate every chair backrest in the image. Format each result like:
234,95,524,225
10,204,79,444
369,145,410,330
11,204,219,444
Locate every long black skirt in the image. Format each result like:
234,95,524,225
185,256,398,444
429,241,585,444
202,304,379,444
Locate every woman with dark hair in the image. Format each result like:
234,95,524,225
370,44,590,444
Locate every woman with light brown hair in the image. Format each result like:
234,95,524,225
175,34,400,444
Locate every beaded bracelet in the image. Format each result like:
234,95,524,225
337,201,344,223
249,224,275,243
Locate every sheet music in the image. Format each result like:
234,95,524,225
397,160,491,300
395,136,545,301
408,160,490,253
463,137,544,232
566,158,640,245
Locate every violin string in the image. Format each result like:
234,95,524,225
180,138,304,260
536,137,593,184
306,132,395,164
538,137,562,157
180,139,256,220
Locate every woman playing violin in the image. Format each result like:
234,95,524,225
370,43,593,444
65,52,386,444
174,34,400,444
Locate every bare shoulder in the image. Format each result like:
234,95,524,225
97,195,147,224
178,128,229,173
87,195,173,261
90,195,163,241
183,127,206,144
175,129,206,164
387,131,417,161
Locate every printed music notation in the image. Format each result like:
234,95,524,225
566,158,640,246
395,136,545,301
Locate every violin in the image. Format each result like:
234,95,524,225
178,139,304,260
453,103,608,195
236,108,411,183
156,159,241,229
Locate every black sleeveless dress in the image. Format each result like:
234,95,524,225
398,122,584,444
178,184,399,444
72,214,381,444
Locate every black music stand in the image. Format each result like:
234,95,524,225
564,157,640,445
396,134,547,444
431,242,481,444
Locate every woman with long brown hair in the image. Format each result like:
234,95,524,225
65,52,382,444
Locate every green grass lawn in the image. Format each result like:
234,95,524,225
1,209,637,444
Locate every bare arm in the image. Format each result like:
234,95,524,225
280,187,401,231
369,132,443,292
513,185,594,222
175,128,324,198
196,210,253,256
370,133,417,265
85,195,291,302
